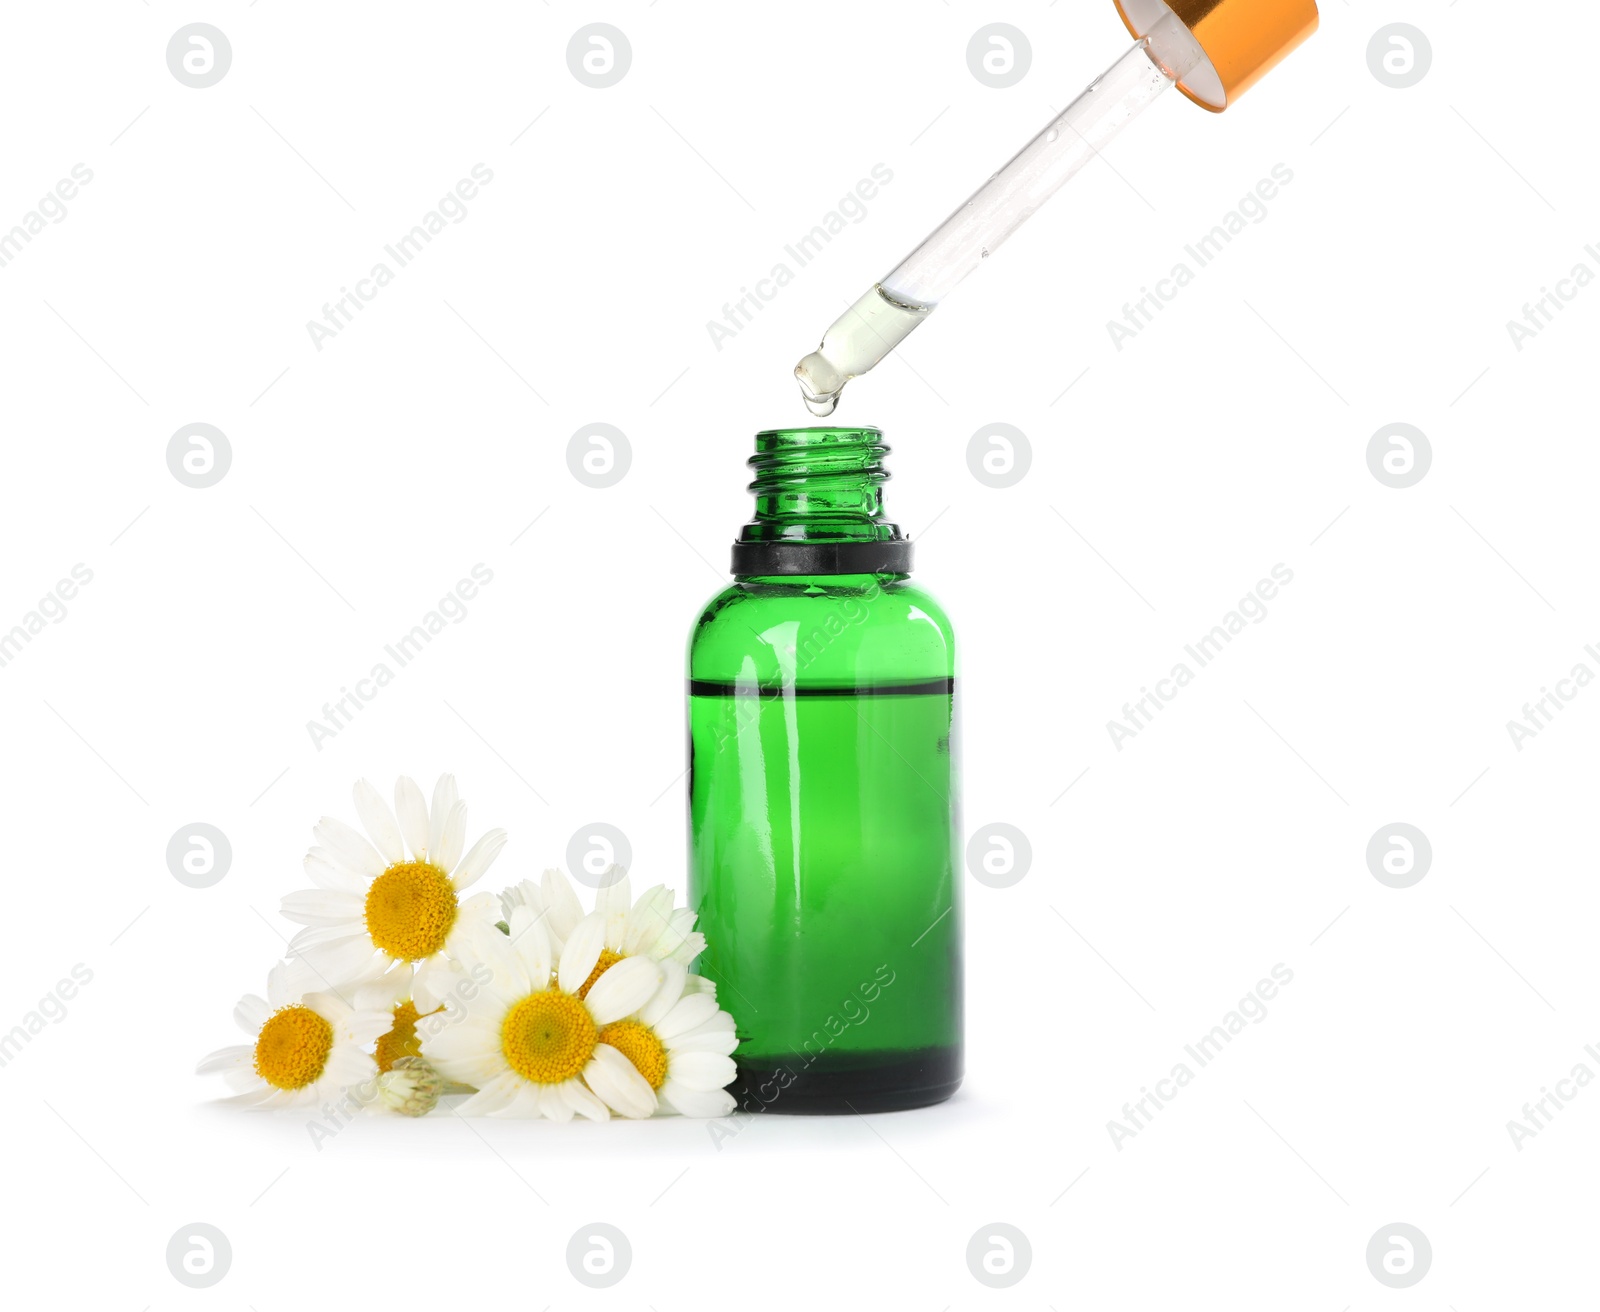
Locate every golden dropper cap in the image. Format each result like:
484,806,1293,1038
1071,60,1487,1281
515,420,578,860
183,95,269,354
1113,0,1319,112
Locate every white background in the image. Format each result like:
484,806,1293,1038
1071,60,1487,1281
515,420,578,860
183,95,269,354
2,2,1595,1307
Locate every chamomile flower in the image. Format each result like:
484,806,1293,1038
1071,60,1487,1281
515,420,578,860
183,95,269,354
601,959,739,1118
196,961,390,1109
420,906,664,1120
280,775,506,1009
546,867,707,1003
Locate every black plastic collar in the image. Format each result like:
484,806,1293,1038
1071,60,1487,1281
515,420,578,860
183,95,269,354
730,540,913,577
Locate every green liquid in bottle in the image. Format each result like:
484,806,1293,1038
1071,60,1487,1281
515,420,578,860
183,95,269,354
687,428,963,1114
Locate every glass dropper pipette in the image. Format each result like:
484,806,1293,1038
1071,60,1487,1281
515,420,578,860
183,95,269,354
795,0,1320,416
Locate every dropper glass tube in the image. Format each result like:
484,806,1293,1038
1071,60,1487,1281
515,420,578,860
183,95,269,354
795,11,1206,416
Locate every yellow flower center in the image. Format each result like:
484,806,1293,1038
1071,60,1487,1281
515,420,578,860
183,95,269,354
500,990,597,1085
599,1019,669,1090
253,1005,334,1090
364,861,457,960
578,948,625,999
375,999,443,1073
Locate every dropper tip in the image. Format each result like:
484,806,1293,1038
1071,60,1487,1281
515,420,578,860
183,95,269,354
795,351,845,418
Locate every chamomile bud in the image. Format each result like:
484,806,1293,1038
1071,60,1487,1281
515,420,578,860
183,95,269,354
377,1056,445,1116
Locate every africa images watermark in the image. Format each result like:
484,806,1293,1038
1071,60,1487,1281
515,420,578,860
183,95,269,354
306,564,495,750
1107,164,1295,350
706,163,895,351
0,564,95,672
1107,564,1295,750
0,164,94,271
705,570,904,754
1107,963,1294,1150
706,962,898,1148
1505,1040,1600,1151
1504,640,1600,751
0,964,93,1070
1505,240,1600,352
305,962,492,1148
306,164,495,351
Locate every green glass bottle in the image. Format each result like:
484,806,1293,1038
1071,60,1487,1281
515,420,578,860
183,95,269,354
687,426,962,1114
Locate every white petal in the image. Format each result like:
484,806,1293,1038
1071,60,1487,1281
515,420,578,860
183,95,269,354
428,774,458,858
499,877,537,923
459,931,526,999
585,1044,656,1118
663,907,703,960
667,930,707,967
233,994,270,1035
196,1044,251,1075
294,936,382,992
421,1019,500,1067
491,1084,536,1119
666,1027,739,1056
303,850,364,894
443,894,503,971
456,1070,522,1116
421,1029,505,1090
342,1003,395,1044
660,1079,737,1119
443,915,514,991
656,992,722,1040
219,1085,279,1110
578,1053,626,1108
435,800,468,875
539,1083,577,1122
409,958,451,1012
287,921,362,948
279,889,363,928
325,1046,378,1087
540,868,583,947
675,1009,736,1037
412,996,470,1046
595,870,633,949
313,816,386,879
561,1078,610,1122
265,960,301,1009
669,1050,737,1091
459,889,500,921
622,885,675,956
641,900,695,961
353,967,415,1013
506,906,552,988
452,828,508,890
221,1064,264,1094
352,778,405,865
394,776,430,859
300,989,349,1025
585,955,662,1026
556,912,607,995
639,960,688,1028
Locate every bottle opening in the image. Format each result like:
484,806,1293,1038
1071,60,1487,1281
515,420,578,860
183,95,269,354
732,426,912,577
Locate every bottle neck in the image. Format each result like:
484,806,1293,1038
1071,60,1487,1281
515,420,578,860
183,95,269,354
731,427,911,578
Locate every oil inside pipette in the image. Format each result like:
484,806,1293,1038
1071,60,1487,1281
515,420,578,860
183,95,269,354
794,285,931,416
